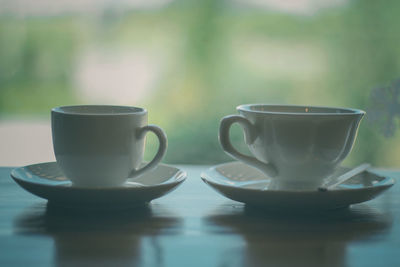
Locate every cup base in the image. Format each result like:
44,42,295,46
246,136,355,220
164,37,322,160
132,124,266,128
268,179,322,191
70,180,127,188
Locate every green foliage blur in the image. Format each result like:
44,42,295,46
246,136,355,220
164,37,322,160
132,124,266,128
1,0,400,166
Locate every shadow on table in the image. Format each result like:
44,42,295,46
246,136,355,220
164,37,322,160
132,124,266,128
204,204,393,267
13,202,182,267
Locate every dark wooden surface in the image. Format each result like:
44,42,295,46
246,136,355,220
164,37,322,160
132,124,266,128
0,166,399,267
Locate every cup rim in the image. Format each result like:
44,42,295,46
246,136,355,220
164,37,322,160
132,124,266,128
52,105,147,116
237,104,365,116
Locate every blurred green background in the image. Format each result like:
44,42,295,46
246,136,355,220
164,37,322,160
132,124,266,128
1,0,400,166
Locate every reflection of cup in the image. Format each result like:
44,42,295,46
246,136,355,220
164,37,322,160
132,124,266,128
206,204,392,267
52,105,167,187
219,104,365,190
14,203,182,267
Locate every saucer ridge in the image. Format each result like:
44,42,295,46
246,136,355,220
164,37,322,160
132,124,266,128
201,161,395,210
10,161,186,209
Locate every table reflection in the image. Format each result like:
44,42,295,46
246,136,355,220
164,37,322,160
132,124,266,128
205,204,393,267
13,203,182,267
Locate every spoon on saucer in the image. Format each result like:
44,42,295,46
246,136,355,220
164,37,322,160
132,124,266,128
318,163,371,192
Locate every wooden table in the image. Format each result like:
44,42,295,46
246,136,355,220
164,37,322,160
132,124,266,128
0,165,399,267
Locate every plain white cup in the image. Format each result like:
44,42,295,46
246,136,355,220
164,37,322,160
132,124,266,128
52,105,167,187
219,104,365,190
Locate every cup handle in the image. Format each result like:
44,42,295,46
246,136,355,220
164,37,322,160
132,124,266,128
129,124,167,178
219,115,278,177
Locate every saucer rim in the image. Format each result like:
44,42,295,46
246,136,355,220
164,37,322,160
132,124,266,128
11,161,187,190
10,161,187,208
200,161,395,193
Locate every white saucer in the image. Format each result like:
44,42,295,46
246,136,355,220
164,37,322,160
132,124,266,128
201,162,395,210
11,162,186,209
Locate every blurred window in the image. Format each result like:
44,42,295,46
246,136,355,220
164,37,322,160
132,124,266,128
1,0,400,166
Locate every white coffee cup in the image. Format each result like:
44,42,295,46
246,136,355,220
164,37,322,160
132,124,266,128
52,105,167,187
219,104,365,190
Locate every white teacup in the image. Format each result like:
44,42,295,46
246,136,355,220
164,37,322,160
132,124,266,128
219,104,365,190
52,105,167,187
